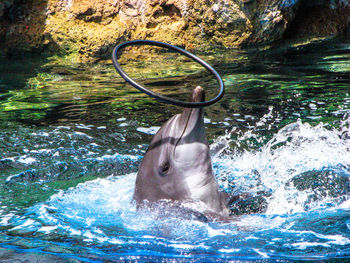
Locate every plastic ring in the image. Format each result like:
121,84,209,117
112,40,224,108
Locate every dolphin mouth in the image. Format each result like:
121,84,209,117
191,86,205,103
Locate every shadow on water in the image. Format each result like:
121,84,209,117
0,0,49,90
0,0,56,125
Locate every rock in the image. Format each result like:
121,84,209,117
0,0,349,60
284,0,350,38
0,3,4,18
241,0,301,44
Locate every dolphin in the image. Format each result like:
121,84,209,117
133,86,230,216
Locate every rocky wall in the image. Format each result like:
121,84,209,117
0,0,349,60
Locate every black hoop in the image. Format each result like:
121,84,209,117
112,40,224,108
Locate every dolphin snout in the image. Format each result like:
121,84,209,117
191,86,205,102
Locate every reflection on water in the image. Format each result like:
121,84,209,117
0,38,350,262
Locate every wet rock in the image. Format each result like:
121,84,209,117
0,0,349,60
246,0,301,43
284,0,350,38
0,0,49,56
0,0,15,17
0,3,4,18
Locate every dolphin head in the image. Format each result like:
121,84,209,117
134,86,228,215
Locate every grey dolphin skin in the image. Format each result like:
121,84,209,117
133,86,230,216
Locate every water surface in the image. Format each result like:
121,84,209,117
0,38,350,262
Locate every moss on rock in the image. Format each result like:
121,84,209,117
0,0,349,61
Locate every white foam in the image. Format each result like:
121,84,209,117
76,124,94,130
74,131,93,139
37,225,58,233
0,213,15,225
253,248,270,258
10,219,37,231
290,241,330,249
18,156,36,164
218,248,240,253
136,126,160,135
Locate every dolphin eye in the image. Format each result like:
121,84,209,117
159,162,170,176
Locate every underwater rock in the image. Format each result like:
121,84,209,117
0,0,349,60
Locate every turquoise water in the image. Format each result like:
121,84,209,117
0,38,350,262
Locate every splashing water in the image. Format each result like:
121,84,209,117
213,113,350,216
1,110,349,261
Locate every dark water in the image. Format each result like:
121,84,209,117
0,37,350,262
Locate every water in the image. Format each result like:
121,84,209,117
0,37,350,262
